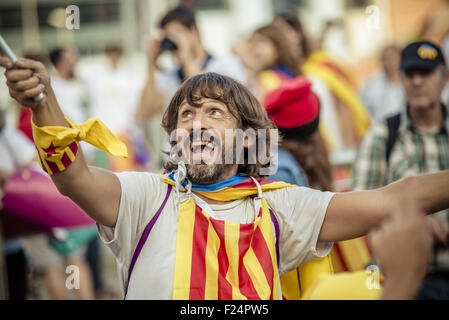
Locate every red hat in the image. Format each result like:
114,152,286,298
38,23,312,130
263,76,320,139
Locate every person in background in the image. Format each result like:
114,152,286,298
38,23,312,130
271,12,371,152
82,44,144,136
49,45,87,125
234,24,333,191
360,45,406,122
266,77,333,191
264,77,334,300
80,43,150,173
0,108,35,299
136,6,246,166
353,41,449,299
233,24,301,101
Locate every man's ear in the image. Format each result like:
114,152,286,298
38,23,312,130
444,69,449,84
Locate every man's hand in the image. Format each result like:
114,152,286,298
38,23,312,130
0,55,50,109
147,36,164,68
167,30,202,78
370,201,434,299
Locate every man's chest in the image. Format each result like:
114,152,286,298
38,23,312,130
388,132,449,182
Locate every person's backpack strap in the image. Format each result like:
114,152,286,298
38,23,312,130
269,209,280,266
124,184,172,297
385,113,401,163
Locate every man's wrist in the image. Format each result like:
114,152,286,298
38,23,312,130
381,271,423,299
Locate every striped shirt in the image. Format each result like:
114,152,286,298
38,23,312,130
352,104,449,270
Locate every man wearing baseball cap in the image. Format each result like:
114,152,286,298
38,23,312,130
353,41,449,299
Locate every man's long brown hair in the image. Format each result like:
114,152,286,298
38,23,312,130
162,72,279,177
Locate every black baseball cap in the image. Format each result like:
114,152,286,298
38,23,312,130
400,41,446,71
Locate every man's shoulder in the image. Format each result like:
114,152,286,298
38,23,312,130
115,171,166,190
363,119,390,141
264,185,329,206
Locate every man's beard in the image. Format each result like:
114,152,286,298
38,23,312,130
173,129,239,184
186,163,232,185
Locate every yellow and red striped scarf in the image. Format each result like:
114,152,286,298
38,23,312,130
160,174,293,300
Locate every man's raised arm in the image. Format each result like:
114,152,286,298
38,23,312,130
0,55,121,227
319,171,449,243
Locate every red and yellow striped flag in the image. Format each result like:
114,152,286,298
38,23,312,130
161,174,293,300
173,197,281,300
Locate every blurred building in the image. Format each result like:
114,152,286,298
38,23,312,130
1,0,447,64
0,0,448,104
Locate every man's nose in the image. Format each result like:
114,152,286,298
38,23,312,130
192,119,204,132
191,118,210,138
410,73,424,86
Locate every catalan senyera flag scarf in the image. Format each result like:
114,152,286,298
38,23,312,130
160,172,294,300
31,117,128,175
301,51,372,142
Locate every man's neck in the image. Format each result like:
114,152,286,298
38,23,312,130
409,102,444,133
193,192,232,205
191,167,238,205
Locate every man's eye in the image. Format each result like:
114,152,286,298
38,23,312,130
182,111,193,118
211,109,222,116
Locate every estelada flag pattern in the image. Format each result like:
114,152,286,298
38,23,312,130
160,174,293,300
32,117,128,175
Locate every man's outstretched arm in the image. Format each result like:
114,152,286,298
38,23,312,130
1,55,121,228
319,171,449,243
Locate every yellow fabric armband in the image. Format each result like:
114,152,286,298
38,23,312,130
32,117,128,175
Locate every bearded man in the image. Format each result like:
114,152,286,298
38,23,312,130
1,55,449,300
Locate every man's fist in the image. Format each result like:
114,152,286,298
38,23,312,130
370,201,435,299
0,55,50,109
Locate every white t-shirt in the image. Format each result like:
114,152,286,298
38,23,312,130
97,171,334,299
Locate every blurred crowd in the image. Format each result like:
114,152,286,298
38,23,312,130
1,3,449,300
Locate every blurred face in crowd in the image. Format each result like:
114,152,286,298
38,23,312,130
272,17,300,47
381,46,401,77
248,32,278,72
402,65,449,110
105,46,124,68
272,17,303,54
61,45,80,72
162,21,200,59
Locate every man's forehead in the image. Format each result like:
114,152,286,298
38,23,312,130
179,97,228,109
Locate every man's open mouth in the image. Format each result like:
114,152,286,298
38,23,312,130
190,140,216,153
